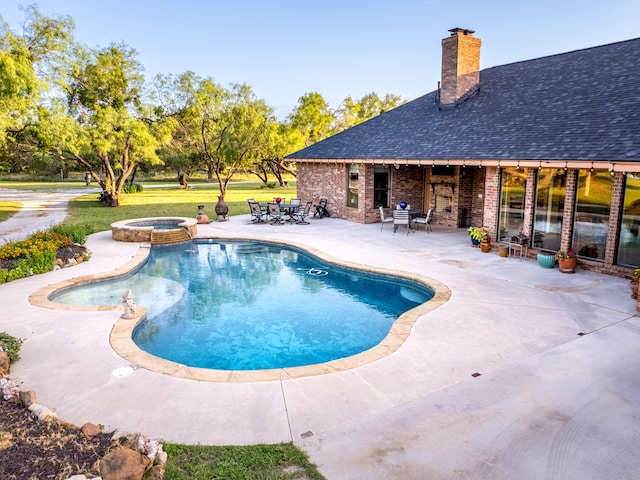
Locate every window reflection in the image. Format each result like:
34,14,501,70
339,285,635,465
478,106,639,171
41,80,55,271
572,170,612,261
347,163,359,208
498,167,526,241
533,169,565,252
617,174,640,267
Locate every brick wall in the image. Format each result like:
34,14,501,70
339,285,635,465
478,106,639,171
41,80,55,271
483,167,499,237
389,165,425,212
296,161,372,222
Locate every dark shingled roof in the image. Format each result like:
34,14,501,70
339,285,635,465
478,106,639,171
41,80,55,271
287,37,640,162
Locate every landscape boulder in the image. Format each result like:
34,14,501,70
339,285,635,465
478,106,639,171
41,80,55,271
100,448,150,480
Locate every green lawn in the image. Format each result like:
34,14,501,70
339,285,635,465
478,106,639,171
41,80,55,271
0,201,21,223
65,181,297,232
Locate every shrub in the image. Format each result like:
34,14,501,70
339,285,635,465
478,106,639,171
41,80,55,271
123,183,144,194
26,249,57,274
50,223,94,245
0,332,23,363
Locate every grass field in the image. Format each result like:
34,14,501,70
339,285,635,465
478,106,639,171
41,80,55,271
0,201,21,223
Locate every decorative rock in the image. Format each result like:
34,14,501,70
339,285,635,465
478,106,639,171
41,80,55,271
1,376,19,400
100,448,150,480
0,351,9,376
156,449,168,465
19,389,37,407
65,475,88,480
67,258,78,267
149,464,165,479
82,422,103,440
28,403,58,421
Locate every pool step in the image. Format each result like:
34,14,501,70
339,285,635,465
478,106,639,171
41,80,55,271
151,228,192,245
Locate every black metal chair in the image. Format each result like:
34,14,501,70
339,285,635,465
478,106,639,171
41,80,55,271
293,201,313,224
267,203,285,225
248,201,266,223
314,198,329,218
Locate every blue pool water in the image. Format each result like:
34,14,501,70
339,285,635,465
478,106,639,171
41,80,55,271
52,240,434,370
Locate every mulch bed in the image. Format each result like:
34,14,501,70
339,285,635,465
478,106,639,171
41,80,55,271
0,399,125,480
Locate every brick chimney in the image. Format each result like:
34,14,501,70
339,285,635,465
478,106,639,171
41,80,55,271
440,28,481,108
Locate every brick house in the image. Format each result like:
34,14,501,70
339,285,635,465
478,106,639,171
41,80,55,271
286,28,640,276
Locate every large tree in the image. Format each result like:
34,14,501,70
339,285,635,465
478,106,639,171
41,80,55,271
336,92,405,130
51,43,172,206
162,73,274,197
0,5,75,171
287,92,335,147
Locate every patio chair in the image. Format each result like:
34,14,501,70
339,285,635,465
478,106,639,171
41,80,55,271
379,206,394,231
393,209,411,235
293,201,313,225
248,201,266,223
413,208,432,233
267,203,285,225
314,198,330,218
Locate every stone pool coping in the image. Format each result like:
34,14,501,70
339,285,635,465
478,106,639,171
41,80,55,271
29,237,450,382
111,216,197,243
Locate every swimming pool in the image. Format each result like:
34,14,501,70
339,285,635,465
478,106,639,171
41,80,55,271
51,240,435,371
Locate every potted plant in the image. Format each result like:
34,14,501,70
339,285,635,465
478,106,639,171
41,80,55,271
631,268,640,299
467,226,488,247
555,249,577,273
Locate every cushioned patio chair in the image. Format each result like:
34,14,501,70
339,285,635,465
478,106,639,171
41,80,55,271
293,201,313,224
267,203,285,225
248,201,266,223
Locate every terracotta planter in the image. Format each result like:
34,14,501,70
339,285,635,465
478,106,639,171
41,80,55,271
631,280,639,299
196,204,210,224
480,241,491,253
558,257,577,274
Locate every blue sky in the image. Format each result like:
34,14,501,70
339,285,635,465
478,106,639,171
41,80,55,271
2,1,638,118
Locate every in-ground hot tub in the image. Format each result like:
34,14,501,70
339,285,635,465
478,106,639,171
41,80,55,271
111,217,197,244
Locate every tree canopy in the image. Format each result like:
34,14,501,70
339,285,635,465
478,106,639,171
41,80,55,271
0,6,406,204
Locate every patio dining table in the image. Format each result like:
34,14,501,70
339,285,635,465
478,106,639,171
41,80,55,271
262,203,298,223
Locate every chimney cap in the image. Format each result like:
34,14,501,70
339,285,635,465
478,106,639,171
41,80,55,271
448,27,475,36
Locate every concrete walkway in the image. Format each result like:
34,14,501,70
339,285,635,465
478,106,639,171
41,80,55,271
0,187,100,243
1,193,639,479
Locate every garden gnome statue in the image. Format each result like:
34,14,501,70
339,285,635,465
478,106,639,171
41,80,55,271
121,290,137,319
196,204,210,224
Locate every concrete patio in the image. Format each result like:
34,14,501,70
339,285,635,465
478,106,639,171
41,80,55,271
2,208,640,479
